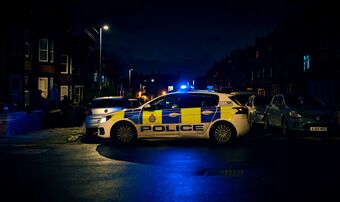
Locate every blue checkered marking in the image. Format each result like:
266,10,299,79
162,108,181,124
124,109,142,124
201,107,219,123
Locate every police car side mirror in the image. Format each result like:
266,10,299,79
143,104,152,111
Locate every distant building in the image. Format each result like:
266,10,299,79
207,4,340,108
0,3,90,110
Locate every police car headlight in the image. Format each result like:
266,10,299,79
100,115,112,123
289,111,302,118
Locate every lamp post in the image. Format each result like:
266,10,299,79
99,25,109,86
128,68,134,92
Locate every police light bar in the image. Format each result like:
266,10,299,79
180,85,188,90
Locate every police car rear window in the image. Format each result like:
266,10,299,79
91,99,129,108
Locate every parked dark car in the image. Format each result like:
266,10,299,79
230,91,257,106
263,94,338,135
246,95,272,126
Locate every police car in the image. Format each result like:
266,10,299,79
97,91,250,144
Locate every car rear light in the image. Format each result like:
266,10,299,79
233,107,248,115
85,109,92,116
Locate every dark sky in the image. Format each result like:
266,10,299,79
69,0,306,80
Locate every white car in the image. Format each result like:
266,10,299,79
84,96,131,135
97,91,250,144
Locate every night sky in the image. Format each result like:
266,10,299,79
69,0,307,80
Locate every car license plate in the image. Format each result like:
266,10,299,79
310,127,327,131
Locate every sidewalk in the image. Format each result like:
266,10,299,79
0,126,86,145
0,105,85,136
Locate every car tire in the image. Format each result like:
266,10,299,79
210,122,236,145
111,122,137,144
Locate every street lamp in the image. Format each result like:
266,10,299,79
99,25,109,86
129,68,134,92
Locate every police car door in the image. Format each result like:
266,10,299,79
179,93,219,137
140,94,181,137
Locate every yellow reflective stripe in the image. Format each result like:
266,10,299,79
181,108,200,124
143,110,162,124
112,111,124,121
220,106,235,121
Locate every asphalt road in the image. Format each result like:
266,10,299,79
1,127,340,202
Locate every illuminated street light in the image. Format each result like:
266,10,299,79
99,25,109,86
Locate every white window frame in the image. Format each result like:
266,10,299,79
69,56,72,75
74,85,83,104
61,54,69,74
60,85,68,101
38,77,48,98
39,38,48,62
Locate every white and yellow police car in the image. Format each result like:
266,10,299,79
97,91,250,144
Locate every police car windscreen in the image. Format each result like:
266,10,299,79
91,99,129,108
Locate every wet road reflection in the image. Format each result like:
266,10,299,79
94,136,340,202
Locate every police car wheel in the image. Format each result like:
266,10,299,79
112,122,136,144
210,123,235,144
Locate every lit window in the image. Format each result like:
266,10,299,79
94,72,98,82
60,85,68,101
303,54,310,72
38,77,48,98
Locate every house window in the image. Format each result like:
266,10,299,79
74,85,84,103
94,72,98,82
39,38,54,63
303,54,310,72
61,55,69,74
39,39,48,62
38,77,48,98
60,85,68,101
